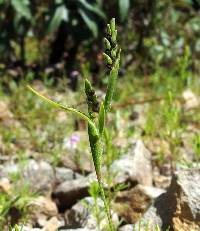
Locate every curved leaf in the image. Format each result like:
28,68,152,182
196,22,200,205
77,0,105,19
79,9,98,37
27,85,97,132
47,5,68,34
104,50,121,112
11,0,31,20
98,102,105,135
119,0,130,22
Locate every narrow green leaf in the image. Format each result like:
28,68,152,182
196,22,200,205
88,124,102,181
104,67,118,112
98,102,105,135
14,225,20,231
27,85,97,131
47,5,68,34
79,9,98,37
0,195,20,217
104,52,121,112
119,0,130,22
11,0,31,20
77,0,106,19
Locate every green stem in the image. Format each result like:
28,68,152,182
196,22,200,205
98,181,115,231
88,125,115,231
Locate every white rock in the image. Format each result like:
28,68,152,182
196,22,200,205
111,140,152,186
119,224,134,231
0,177,11,193
183,89,199,110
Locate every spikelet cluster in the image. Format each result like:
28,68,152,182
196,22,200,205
103,18,121,70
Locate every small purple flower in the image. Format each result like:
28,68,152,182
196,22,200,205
70,134,80,144
63,134,80,150
71,70,80,77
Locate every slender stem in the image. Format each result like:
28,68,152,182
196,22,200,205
88,126,115,231
98,180,115,231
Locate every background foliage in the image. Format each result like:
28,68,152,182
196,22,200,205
0,0,200,80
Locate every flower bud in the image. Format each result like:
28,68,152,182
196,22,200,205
106,24,112,35
104,38,111,50
111,30,117,43
103,53,113,65
111,49,117,59
110,18,116,34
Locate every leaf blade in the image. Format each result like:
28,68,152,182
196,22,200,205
98,102,105,135
47,5,68,34
11,0,31,20
27,85,96,129
104,51,121,112
78,9,98,37
77,0,105,19
119,0,130,22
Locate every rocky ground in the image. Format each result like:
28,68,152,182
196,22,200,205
0,81,200,231
1,141,199,231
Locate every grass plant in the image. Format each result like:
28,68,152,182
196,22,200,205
28,18,121,231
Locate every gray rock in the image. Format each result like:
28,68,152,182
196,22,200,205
55,167,83,184
0,160,55,196
139,185,166,199
53,175,96,209
0,162,19,178
138,168,200,230
65,197,118,230
65,197,99,229
114,185,165,224
23,160,55,196
110,140,152,186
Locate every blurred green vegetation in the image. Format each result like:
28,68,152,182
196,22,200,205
1,55,200,229
0,0,200,80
